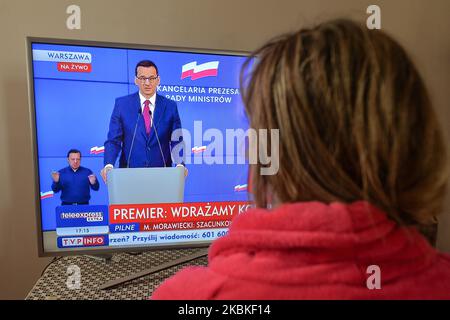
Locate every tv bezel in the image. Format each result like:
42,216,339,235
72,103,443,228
26,36,250,257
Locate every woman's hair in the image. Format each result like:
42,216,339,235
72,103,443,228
241,19,448,225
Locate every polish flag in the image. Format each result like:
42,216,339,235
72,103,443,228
192,146,207,154
40,191,54,199
234,184,248,192
181,61,219,80
90,146,105,154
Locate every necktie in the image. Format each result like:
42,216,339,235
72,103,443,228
143,100,152,135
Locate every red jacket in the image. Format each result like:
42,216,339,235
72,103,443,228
152,201,450,299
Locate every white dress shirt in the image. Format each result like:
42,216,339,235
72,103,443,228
139,91,156,116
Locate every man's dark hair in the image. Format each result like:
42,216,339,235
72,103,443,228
67,149,81,158
135,60,159,76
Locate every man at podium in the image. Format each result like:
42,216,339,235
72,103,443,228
101,60,186,183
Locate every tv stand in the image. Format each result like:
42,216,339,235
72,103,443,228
84,254,113,262
98,247,208,290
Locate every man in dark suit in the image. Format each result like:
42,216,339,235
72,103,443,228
52,149,100,205
101,60,186,182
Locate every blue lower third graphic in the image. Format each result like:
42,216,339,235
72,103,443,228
56,205,109,228
109,223,140,233
57,234,109,248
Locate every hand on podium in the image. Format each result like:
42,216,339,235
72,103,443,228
177,164,188,177
101,165,113,183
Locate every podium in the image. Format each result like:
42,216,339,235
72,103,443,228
99,166,209,290
107,166,185,205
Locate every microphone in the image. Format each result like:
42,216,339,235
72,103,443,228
148,109,167,167
127,109,141,168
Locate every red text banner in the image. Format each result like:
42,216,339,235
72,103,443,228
109,201,252,224
140,219,232,232
57,62,92,73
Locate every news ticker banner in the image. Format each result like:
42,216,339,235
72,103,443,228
55,201,251,248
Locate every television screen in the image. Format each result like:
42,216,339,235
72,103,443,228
27,38,253,256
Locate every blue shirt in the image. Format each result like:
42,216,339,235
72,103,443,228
51,166,99,203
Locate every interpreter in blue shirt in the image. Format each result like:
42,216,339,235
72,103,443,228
51,149,100,205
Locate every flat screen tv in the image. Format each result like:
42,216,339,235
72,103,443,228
26,37,253,257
